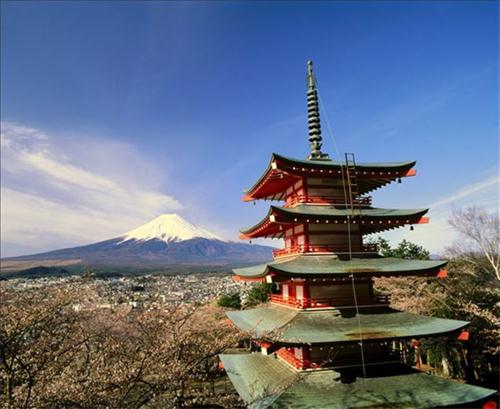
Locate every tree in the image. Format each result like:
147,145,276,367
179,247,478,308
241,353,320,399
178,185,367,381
0,285,84,408
0,282,243,408
217,293,241,309
373,238,435,314
371,237,432,313
371,237,430,260
424,256,499,386
448,206,499,281
427,207,500,386
374,207,499,387
244,283,273,307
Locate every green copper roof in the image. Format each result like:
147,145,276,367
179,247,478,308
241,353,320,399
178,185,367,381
220,353,495,409
233,256,447,279
271,205,428,218
240,205,428,236
244,153,416,199
227,305,468,344
272,153,416,170
221,353,298,408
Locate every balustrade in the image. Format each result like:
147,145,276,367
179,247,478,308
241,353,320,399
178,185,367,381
285,194,372,207
276,348,319,370
272,243,378,258
269,293,390,309
276,347,399,371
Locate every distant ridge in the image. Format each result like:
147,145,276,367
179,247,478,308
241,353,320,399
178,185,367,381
2,214,273,274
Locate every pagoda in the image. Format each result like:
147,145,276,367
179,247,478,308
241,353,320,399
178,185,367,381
220,61,496,409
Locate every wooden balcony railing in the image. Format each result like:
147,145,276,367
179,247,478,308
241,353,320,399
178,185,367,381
272,243,378,258
276,348,320,370
285,195,372,207
277,347,403,371
269,294,391,309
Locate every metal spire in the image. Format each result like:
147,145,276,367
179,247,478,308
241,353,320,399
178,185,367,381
306,60,329,160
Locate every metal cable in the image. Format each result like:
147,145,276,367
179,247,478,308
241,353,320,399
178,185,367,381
317,87,368,379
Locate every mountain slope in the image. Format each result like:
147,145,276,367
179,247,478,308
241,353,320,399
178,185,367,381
121,214,222,243
3,214,273,269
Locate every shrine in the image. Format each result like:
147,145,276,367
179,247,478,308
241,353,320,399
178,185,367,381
220,61,496,409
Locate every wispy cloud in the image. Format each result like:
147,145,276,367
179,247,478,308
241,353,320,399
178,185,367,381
428,174,499,210
1,121,182,257
381,172,499,254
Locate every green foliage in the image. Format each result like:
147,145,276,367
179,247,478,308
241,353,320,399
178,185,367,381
245,282,273,307
420,337,466,379
217,292,241,309
427,258,500,387
373,231,498,388
370,237,430,260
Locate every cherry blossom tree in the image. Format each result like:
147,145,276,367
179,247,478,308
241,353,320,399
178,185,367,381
1,282,242,408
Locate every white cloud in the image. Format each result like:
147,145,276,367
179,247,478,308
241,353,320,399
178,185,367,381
428,175,499,210
1,121,182,257
0,122,48,146
20,150,121,192
381,173,499,254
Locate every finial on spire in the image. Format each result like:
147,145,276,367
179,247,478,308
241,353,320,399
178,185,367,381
306,60,329,161
307,60,315,88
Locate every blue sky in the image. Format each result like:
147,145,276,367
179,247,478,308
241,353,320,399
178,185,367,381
1,1,498,256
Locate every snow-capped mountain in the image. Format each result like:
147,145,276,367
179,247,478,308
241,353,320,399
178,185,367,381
120,214,222,243
3,214,273,272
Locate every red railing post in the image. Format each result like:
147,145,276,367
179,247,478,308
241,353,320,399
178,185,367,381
273,243,379,258
285,194,372,207
270,293,391,309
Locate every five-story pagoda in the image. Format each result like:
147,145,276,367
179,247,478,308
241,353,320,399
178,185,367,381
220,61,496,409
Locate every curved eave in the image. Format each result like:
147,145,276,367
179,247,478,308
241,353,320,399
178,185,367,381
226,306,469,344
240,206,429,239
243,153,417,201
243,154,296,202
273,205,429,219
233,256,448,279
239,208,277,239
220,353,496,409
274,153,416,171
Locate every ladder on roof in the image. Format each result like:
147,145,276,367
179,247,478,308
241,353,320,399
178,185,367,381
343,152,368,379
344,152,360,215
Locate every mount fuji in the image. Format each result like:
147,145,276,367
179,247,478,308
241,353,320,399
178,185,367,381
2,215,273,273
120,214,223,244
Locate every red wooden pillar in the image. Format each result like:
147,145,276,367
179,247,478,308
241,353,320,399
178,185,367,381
303,280,310,308
304,223,309,252
412,339,422,369
303,176,308,204
303,346,310,368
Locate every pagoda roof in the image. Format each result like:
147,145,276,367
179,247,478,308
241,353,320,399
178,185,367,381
244,153,417,201
226,305,468,344
233,255,447,279
240,205,429,238
220,353,496,409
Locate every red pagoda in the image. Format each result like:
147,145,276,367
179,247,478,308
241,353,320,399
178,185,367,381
220,61,496,409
